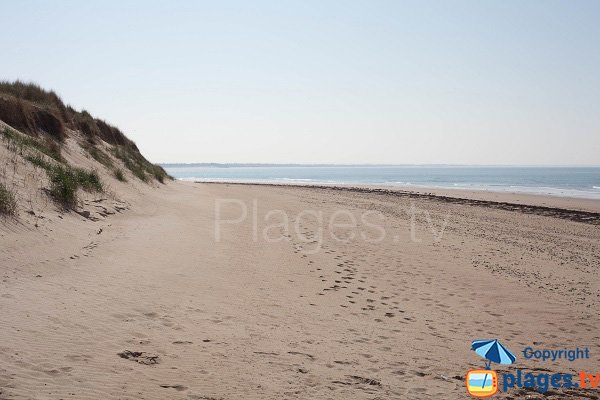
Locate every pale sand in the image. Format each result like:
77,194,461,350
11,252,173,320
1,181,599,399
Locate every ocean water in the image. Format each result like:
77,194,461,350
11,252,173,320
162,165,600,199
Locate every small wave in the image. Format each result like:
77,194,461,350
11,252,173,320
385,181,412,186
178,177,203,181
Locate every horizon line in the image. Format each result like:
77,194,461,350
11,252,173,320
159,163,600,168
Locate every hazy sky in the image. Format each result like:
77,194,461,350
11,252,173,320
2,1,599,165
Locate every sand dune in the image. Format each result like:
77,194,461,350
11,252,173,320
1,181,598,399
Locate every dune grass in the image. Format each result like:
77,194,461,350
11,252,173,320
0,92,66,141
0,81,137,147
47,165,102,206
1,127,104,207
113,168,126,182
0,81,66,111
1,81,171,212
47,165,79,206
31,159,103,206
25,153,54,170
111,145,171,183
73,168,103,192
87,145,114,168
0,183,17,215
2,127,63,162
1,81,170,184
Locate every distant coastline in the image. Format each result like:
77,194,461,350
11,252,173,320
160,163,600,168
161,163,472,168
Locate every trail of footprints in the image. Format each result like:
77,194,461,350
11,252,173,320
290,225,409,324
326,252,408,322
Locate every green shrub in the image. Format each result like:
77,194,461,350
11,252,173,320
0,183,17,215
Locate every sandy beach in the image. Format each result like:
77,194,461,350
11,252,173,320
3,2,600,397
1,181,598,399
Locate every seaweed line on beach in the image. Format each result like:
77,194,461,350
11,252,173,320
197,181,600,226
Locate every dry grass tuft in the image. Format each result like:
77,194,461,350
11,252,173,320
0,182,17,215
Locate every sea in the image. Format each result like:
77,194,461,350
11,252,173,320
162,165,600,200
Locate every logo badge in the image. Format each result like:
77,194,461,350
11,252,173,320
466,369,498,398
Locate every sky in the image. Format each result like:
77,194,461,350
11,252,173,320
2,0,599,165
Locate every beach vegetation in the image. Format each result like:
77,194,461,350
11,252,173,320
25,153,54,170
4,130,105,207
111,145,171,183
0,182,17,215
87,145,114,169
2,127,63,162
48,165,103,207
0,80,168,211
0,80,147,157
113,168,127,182
47,164,79,206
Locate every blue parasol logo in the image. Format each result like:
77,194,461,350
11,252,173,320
472,339,517,370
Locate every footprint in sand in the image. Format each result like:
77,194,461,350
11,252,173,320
118,350,159,365
160,384,188,391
